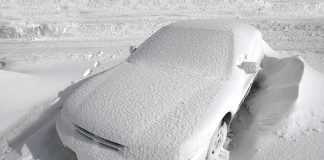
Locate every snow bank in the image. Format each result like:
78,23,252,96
0,70,45,134
252,56,324,139
0,45,130,159
279,59,324,138
230,55,324,159
0,61,84,136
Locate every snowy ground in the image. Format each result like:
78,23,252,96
1,0,324,160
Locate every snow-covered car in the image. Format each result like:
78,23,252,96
56,20,268,160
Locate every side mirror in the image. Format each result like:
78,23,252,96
237,62,258,74
129,45,137,54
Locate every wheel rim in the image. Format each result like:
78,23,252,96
206,123,228,160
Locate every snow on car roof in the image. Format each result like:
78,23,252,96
129,20,262,79
168,19,235,31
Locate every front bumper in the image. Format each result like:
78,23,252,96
56,113,126,160
56,113,209,160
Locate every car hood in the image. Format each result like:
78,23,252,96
61,62,227,158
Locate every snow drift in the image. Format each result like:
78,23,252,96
251,57,324,138
0,70,46,134
253,55,324,139
230,55,324,160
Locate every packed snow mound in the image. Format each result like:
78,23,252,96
256,57,324,139
0,48,130,159
247,55,324,139
248,56,302,137
279,58,324,138
0,70,43,135
230,55,324,160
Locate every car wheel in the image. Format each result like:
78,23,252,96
206,122,229,160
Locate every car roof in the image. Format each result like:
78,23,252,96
168,19,263,61
128,20,262,78
168,19,251,30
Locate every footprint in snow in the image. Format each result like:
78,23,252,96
312,128,321,133
97,51,104,56
94,61,100,67
110,54,117,59
83,69,92,77
88,53,93,59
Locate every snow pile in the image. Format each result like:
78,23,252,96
0,47,130,159
230,55,324,159
0,58,92,136
268,57,324,139
0,70,50,135
249,55,324,138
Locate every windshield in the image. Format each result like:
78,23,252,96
128,26,234,79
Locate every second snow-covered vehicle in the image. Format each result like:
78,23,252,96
57,20,268,160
